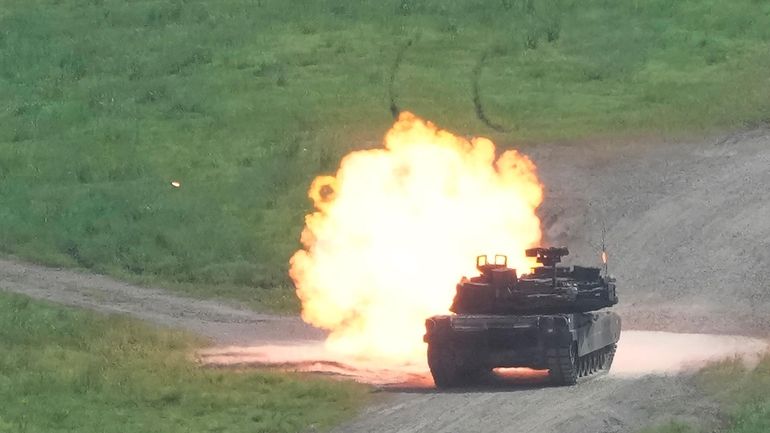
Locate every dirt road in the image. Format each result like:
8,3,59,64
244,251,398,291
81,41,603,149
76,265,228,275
2,128,769,433
334,128,770,433
0,258,323,345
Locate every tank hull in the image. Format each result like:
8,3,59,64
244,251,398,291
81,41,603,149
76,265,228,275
424,311,621,387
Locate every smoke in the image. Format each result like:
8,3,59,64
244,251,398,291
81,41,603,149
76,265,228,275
290,112,543,364
199,331,768,387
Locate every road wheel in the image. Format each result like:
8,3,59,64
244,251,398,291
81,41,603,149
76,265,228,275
590,352,598,374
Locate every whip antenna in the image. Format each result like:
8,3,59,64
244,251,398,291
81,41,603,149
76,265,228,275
600,223,609,277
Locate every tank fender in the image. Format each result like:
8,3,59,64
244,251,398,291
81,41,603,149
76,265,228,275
423,316,452,342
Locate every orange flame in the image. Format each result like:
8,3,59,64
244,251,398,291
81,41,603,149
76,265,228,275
290,112,543,364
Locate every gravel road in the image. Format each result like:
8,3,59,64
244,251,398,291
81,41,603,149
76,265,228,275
0,258,323,345
2,128,769,433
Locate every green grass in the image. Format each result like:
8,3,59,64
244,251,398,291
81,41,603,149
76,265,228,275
693,355,770,433
0,291,368,433
641,354,770,433
2,0,770,306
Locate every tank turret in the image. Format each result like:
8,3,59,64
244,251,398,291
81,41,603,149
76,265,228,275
451,247,618,315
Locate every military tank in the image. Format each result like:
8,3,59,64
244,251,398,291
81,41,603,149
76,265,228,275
423,247,621,387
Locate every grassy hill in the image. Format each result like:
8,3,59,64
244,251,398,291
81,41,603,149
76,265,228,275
2,0,770,306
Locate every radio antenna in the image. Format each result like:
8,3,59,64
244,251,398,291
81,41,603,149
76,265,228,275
600,223,609,277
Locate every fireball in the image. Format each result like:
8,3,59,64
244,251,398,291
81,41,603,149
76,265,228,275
290,112,543,364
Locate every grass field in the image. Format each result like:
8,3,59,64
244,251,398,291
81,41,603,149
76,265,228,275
693,355,770,433
2,0,770,304
0,291,368,433
640,355,770,433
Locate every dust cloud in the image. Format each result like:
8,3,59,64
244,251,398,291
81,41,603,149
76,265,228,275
197,331,767,387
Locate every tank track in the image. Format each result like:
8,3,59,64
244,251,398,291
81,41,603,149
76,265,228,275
427,340,484,388
547,343,616,386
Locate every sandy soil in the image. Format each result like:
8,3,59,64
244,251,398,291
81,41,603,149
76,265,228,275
2,128,769,433
535,128,770,336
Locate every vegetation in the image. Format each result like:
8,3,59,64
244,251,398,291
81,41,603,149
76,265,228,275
2,0,770,304
694,355,770,433
0,291,368,433
640,354,770,433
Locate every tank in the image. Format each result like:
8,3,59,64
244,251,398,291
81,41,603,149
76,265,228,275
423,247,621,387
